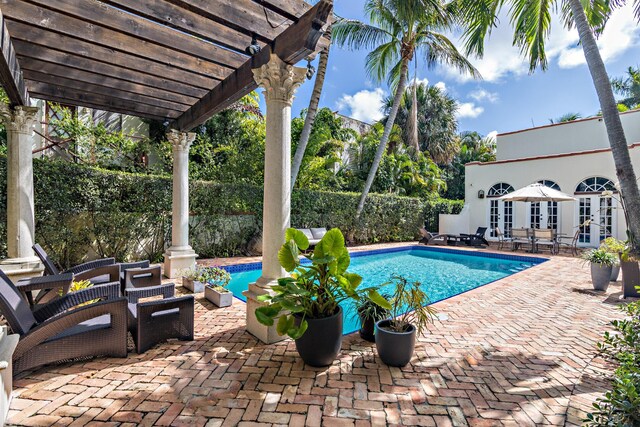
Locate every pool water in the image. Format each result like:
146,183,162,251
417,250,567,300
225,246,545,335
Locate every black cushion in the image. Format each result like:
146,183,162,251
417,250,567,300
44,314,111,342
0,270,37,335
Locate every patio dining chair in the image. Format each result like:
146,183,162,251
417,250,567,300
494,227,512,250
557,229,581,256
0,270,128,374
533,228,557,254
511,228,531,251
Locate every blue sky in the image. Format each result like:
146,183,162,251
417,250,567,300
277,1,640,137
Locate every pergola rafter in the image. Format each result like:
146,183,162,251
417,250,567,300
0,0,331,129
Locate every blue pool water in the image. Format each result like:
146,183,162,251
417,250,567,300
224,246,546,335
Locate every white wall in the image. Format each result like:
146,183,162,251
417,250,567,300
458,145,640,246
497,109,640,160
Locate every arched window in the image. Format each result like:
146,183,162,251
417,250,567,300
487,183,514,197
536,179,560,190
575,177,616,194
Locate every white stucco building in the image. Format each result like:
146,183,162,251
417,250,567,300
440,110,640,247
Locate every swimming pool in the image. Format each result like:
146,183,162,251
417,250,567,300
223,246,546,335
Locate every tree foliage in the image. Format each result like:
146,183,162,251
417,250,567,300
443,131,496,200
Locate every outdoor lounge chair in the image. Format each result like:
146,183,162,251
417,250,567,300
297,228,327,246
0,270,128,374
126,283,194,353
33,243,120,285
460,227,489,247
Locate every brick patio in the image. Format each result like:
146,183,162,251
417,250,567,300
7,244,629,427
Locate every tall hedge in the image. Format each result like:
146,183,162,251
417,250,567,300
0,157,462,268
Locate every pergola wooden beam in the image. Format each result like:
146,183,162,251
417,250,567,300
8,21,215,93
174,0,332,131
2,0,230,80
0,9,27,105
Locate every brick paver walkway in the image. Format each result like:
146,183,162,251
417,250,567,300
7,244,629,426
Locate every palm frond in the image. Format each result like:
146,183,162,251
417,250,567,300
365,42,401,83
418,32,481,79
509,0,553,72
332,18,394,51
457,0,505,57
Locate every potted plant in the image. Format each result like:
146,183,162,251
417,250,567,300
600,237,625,281
620,245,640,298
354,294,390,342
255,228,388,367
375,276,436,367
582,249,617,291
204,267,233,307
181,265,206,293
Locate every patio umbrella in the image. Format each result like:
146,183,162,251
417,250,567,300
498,183,576,202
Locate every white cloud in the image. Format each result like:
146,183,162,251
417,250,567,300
442,4,640,82
434,81,447,91
486,130,498,141
469,88,498,103
336,88,387,123
413,77,430,86
457,102,484,119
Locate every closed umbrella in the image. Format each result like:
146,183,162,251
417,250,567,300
498,183,575,202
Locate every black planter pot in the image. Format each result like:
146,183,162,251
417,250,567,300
375,319,416,367
359,316,376,342
294,306,343,367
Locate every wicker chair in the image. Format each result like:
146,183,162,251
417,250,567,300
0,270,128,374
126,283,194,354
33,243,120,285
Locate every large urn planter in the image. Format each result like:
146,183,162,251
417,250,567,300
294,307,343,367
375,319,416,367
205,285,233,307
620,259,640,298
610,265,621,282
591,263,613,291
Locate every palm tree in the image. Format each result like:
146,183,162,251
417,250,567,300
291,38,331,190
611,66,640,109
383,82,459,164
460,0,640,253
333,0,479,218
548,112,582,124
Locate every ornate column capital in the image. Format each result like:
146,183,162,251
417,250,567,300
167,129,196,152
0,104,39,134
252,54,307,106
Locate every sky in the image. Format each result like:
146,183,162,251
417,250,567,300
272,1,640,138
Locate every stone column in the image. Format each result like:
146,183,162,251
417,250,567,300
243,54,307,343
163,130,198,278
0,104,43,281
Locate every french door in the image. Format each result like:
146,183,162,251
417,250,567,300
529,202,559,231
489,199,513,238
576,196,615,246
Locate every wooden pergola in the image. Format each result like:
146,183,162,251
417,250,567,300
0,0,331,130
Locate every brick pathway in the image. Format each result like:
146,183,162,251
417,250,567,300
7,244,630,426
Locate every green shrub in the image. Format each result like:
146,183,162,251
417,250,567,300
0,157,462,268
586,297,640,426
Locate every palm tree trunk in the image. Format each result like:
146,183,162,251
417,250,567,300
355,59,409,218
567,0,640,252
408,76,419,155
290,44,331,190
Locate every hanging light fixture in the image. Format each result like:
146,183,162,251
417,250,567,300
305,59,316,80
245,34,261,56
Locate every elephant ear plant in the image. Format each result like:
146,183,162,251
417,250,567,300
255,228,389,366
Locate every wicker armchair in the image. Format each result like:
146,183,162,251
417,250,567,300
126,283,194,353
16,273,74,308
33,243,120,285
0,271,128,374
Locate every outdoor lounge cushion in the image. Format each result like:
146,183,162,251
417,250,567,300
297,228,322,245
44,314,111,343
298,229,314,240
311,228,327,239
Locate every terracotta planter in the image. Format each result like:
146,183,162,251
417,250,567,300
205,286,233,307
620,259,640,298
590,263,612,291
182,277,204,293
